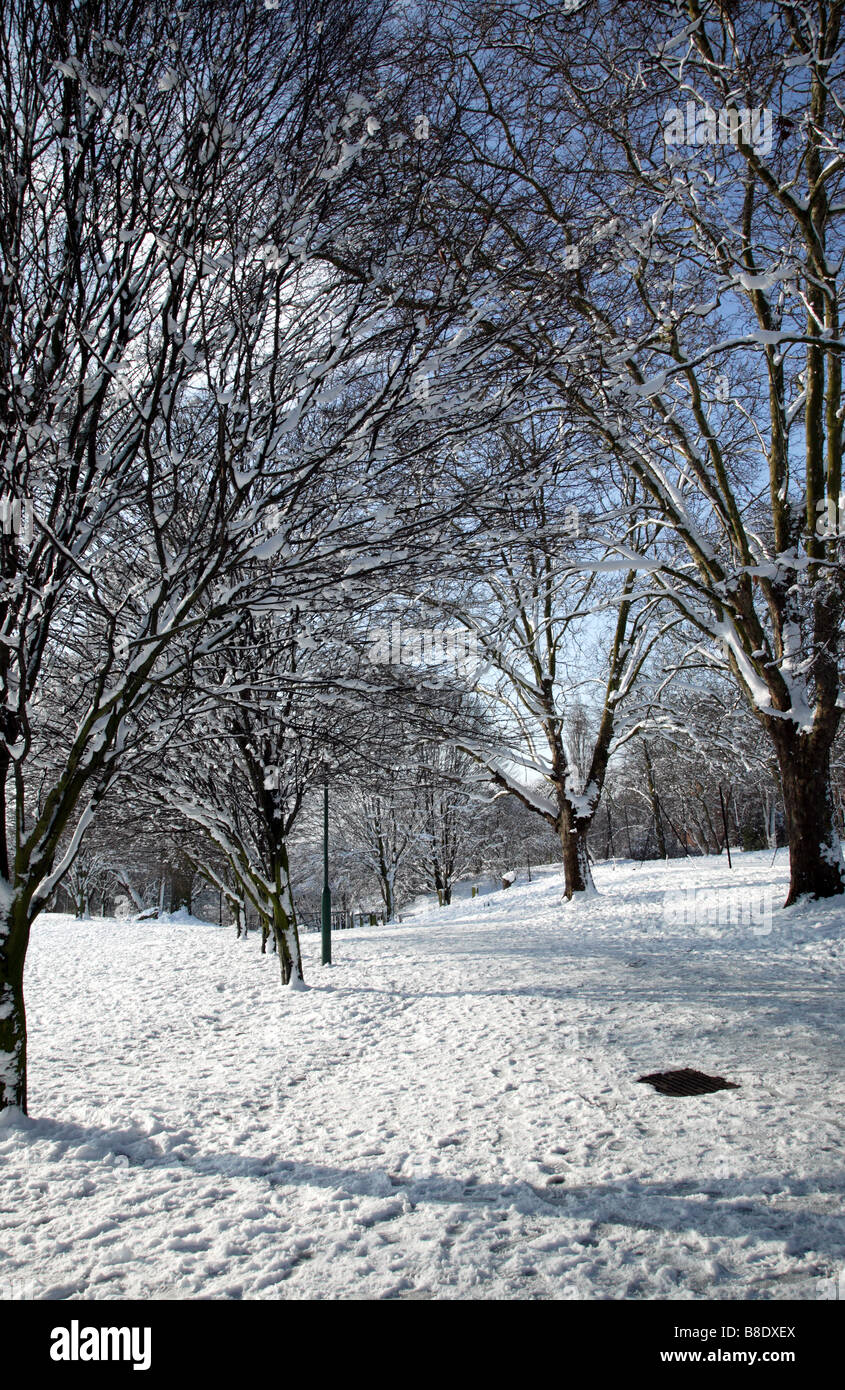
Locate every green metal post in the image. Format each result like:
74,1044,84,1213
321,779,332,964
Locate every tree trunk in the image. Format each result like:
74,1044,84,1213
643,744,667,859
271,894,303,984
382,871,395,923
548,729,596,897
169,862,193,914
559,805,594,899
771,730,844,904
270,847,304,985
0,900,29,1113
432,862,452,905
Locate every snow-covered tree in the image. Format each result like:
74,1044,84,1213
402,1,845,903
0,0,489,1112
331,767,427,922
416,743,482,904
143,606,382,982
425,435,666,897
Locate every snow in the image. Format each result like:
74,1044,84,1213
1,851,843,1301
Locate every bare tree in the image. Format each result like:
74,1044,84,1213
428,434,667,897
0,0,476,1112
394,0,845,904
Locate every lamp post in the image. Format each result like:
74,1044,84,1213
321,777,332,965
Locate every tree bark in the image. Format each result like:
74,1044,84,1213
381,871,395,922
270,847,304,985
643,744,667,860
0,899,29,1112
271,896,303,984
431,863,452,907
559,804,594,899
770,729,844,904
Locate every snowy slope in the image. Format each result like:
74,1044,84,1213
1,851,843,1301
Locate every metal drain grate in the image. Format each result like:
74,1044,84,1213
636,1067,740,1096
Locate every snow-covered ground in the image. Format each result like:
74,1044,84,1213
1,850,844,1301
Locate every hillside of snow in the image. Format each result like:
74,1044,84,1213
1,850,843,1301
